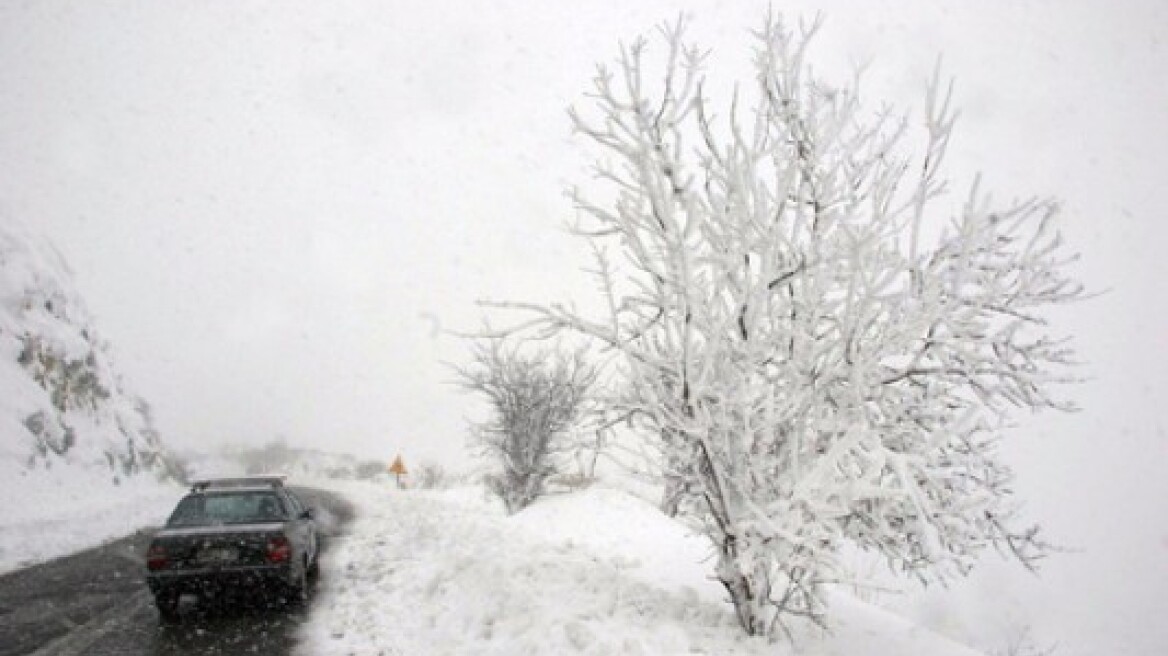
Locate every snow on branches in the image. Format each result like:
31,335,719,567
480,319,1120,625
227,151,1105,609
485,14,1083,638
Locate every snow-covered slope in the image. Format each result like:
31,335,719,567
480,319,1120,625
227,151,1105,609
0,218,181,572
299,481,985,655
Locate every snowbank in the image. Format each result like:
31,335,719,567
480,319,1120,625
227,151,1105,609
299,481,984,655
0,458,182,573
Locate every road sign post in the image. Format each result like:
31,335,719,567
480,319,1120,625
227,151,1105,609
388,455,408,489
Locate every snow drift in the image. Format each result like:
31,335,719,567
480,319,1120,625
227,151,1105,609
299,480,985,655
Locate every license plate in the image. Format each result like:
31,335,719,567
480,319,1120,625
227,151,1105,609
197,547,237,564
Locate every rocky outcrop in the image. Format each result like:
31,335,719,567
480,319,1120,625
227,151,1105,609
0,219,178,484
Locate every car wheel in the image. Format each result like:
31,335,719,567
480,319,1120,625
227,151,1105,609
286,560,309,606
154,592,181,623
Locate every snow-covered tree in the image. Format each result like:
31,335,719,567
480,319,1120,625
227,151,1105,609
456,341,597,513
486,15,1083,637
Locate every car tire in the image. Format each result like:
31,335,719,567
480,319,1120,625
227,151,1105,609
285,560,309,606
154,592,181,623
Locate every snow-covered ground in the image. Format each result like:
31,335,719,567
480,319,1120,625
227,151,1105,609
298,479,984,656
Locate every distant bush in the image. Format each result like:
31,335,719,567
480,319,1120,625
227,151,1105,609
413,461,449,489
354,460,386,480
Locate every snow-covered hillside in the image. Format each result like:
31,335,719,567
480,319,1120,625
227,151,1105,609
300,480,985,655
0,219,181,572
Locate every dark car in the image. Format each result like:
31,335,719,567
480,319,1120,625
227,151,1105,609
145,476,318,620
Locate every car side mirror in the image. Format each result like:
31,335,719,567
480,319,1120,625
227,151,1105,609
299,508,314,520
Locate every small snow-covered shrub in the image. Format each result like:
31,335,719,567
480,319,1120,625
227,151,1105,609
455,341,596,514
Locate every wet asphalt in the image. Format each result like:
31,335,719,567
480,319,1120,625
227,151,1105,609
0,487,354,656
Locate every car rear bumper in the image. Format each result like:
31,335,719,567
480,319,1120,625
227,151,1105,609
147,564,293,598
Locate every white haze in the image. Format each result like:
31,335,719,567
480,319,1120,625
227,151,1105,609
0,1,1165,653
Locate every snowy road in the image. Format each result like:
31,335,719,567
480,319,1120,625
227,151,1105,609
1,480,989,655
0,487,353,656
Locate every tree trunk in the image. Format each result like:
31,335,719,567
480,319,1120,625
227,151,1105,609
715,535,773,636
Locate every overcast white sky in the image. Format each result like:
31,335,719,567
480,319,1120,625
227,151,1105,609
1,1,1166,650
0,0,1160,463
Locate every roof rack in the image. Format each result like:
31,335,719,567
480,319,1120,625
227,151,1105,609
190,475,287,492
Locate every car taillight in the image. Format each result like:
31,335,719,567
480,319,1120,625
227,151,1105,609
265,535,291,564
146,544,168,570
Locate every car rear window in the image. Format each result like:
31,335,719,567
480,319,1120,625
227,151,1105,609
166,491,288,527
